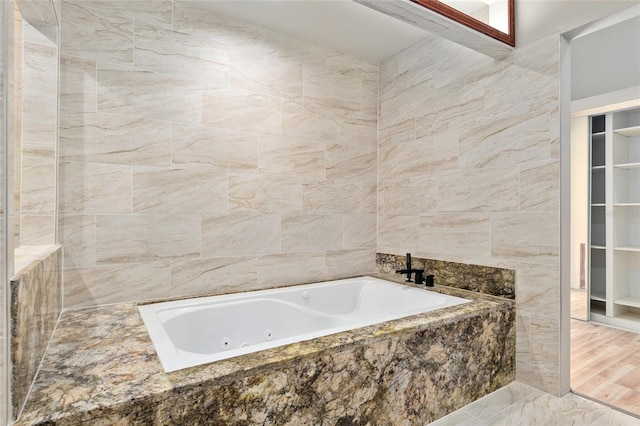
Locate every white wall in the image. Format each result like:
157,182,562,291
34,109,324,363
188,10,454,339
571,15,640,101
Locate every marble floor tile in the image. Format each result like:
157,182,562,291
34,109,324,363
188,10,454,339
429,382,640,426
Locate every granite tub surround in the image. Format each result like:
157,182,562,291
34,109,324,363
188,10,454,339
16,279,515,425
10,245,62,421
57,0,378,309
377,253,515,299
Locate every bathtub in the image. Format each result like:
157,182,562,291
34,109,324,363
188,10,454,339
138,276,470,372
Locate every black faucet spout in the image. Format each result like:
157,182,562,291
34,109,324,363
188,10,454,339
396,253,424,283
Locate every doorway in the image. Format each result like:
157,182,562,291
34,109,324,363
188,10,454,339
564,8,640,417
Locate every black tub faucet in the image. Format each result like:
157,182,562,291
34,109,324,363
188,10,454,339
396,253,423,283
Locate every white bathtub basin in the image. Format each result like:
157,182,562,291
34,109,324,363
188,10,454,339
138,276,470,372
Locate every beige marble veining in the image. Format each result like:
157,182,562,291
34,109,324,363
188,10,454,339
63,261,171,308
132,168,228,215
19,157,55,215
170,256,258,298
95,214,201,263
203,86,282,135
490,212,559,265
518,160,560,212
58,161,132,214
438,167,519,212
16,276,514,425
55,0,377,326
134,22,229,86
382,28,559,396
201,214,281,257
282,98,343,142
59,108,172,167
60,1,133,67
302,180,363,215
59,55,96,112
326,248,376,278
257,135,325,179
229,173,303,215
230,48,302,99
65,0,173,29
256,252,327,287
97,67,203,126
19,215,55,246
171,123,258,171
343,214,377,249
281,215,343,253
21,98,57,158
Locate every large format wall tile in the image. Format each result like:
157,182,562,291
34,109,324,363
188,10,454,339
230,49,302,99
64,261,171,308
134,22,228,86
201,214,281,257
58,0,377,310
59,162,132,214
438,167,519,212
281,215,343,253
21,99,57,158
378,33,561,394
326,248,376,278
171,124,257,171
133,168,228,215
171,256,258,298
282,99,342,141
95,215,201,263
59,55,96,112
203,87,282,135
97,67,202,125
61,2,133,67
58,215,96,267
344,214,376,249
258,135,325,179
257,252,326,287
229,174,302,215
19,215,55,246
59,109,171,167
491,212,559,265
65,0,173,28
20,157,56,214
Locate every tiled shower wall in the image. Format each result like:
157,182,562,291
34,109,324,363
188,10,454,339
57,0,378,308
18,16,58,247
378,33,561,394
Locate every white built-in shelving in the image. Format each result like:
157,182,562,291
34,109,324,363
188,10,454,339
589,107,640,333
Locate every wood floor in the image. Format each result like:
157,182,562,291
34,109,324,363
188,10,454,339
571,318,640,416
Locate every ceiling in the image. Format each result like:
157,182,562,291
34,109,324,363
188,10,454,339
188,0,640,63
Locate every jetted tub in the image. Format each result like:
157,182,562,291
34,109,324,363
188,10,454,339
138,276,470,372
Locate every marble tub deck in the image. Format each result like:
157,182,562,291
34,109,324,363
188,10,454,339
16,274,515,425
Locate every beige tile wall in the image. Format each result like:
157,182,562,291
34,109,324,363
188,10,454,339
58,0,377,308
378,34,561,395
17,14,57,248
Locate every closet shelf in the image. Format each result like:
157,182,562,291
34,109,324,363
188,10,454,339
614,246,640,252
614,125,640,137
591,203,606,207
592,165,606,170
614,203,640,207
591,245,606,250
613,162,640,169
614,297,640,309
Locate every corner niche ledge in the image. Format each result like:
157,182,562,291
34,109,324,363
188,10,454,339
354,0,514,60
